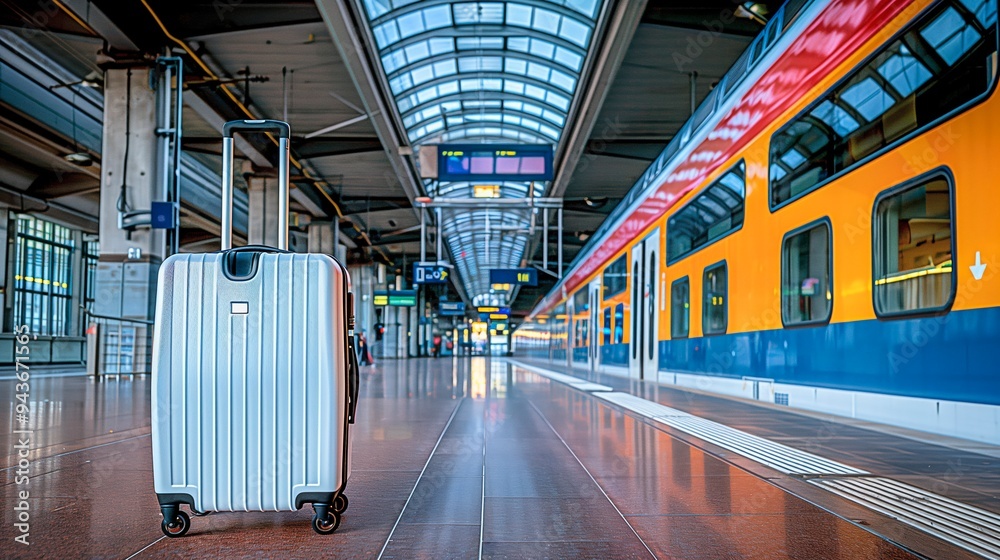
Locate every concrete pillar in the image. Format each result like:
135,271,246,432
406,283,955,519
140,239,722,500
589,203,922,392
309,221,347,263
247,176,281,247
0,208,9,331
409,304,419,357
94,67,165,323
308,221,335,255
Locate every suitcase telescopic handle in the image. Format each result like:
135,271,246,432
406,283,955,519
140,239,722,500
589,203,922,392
220,119,290,251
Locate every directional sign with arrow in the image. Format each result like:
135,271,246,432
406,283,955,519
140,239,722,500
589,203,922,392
970,251,987,280
414,263,450,284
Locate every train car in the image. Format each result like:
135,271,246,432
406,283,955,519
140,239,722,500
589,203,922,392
515,0,1000,444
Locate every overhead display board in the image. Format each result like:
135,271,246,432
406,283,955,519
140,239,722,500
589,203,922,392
439,302,466,316
476,306,510,315
438,144,553,181
489,268,538,286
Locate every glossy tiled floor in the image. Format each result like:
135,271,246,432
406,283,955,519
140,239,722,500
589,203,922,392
0,357,981,558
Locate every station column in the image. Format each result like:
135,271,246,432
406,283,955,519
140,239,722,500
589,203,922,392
93,66,165,322
247,176,281,247
307,220,345,262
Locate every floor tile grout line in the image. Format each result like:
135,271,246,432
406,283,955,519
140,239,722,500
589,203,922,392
0,434,150,472
479,381,487,560
124,536,166,559
526,398,658,560
377,398,464,560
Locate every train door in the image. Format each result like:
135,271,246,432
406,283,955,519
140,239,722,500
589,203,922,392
629,229,660,380
588,280,601,372
568,296,581,368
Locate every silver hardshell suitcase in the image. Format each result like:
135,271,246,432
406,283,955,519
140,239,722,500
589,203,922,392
151,120,359,537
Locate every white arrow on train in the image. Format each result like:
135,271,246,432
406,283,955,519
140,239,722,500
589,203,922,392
970,252,987,280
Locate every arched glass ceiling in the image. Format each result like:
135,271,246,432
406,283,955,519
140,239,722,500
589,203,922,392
359,0,606,304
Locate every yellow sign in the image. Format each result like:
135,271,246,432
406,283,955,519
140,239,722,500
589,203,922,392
477,306,500,313
373,294,388,306
442,150,464,156
489,313,509,320
473,185,500,198
491,283,511,290
517,272,531,283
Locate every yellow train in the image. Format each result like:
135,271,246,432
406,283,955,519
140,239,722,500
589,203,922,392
515,0,1000,442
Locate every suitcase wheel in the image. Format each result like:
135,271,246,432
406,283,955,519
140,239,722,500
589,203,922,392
333,494,349,515
311,502,341,535
161,510,190,538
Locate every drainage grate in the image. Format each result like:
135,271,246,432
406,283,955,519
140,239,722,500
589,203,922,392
660,415,865,476
812,477,1000,559
595,391,692,419
596,392,866,477
775,392,789,405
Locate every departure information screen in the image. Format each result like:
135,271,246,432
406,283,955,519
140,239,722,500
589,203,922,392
438,144,553,181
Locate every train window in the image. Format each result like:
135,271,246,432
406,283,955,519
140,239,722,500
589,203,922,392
614,303,624,344
724,49,751,98
769,0,997,209
703,262,728,335
603,307,612,345
667,161,745,264
602,255,627,298
670,277,690,339
691,87,719,132
873,173,954,316
782,0,810,31
781,220,833,326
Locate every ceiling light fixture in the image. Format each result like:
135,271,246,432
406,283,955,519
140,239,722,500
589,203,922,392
64,152,93,166
735,2,769,25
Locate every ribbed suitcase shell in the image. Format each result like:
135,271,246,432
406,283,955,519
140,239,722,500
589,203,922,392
151,252,349,512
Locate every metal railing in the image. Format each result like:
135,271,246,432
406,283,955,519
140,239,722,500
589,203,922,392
83,308,154,377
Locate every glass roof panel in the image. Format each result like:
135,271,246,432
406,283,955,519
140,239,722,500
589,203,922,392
453,2,506,24
457,37,505,50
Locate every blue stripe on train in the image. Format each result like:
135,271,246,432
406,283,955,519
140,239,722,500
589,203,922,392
601,343,628,366
657,306,1000,406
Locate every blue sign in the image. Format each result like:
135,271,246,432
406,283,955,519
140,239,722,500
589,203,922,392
439,301,466,316
438,144,553,181
151,201,177,229
489,268,538,286
414,263,450,284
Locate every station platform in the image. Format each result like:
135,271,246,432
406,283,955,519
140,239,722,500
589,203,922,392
2,357,998,559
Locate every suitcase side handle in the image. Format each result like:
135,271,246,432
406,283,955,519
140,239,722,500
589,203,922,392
221,120,290,252
346,291,359,424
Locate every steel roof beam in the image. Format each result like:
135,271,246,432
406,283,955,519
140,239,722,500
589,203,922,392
400,91,570,120
367,0,593,28
375,26,588,58
316,0,424,216
416,197,562,209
